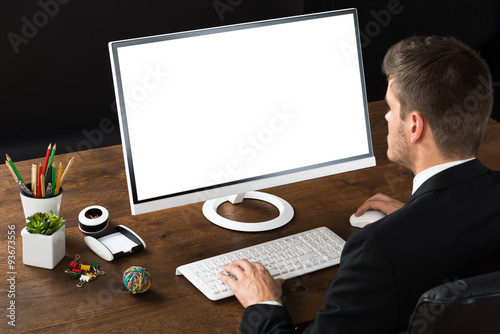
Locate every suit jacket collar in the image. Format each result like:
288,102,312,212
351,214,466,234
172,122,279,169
406,159,490,205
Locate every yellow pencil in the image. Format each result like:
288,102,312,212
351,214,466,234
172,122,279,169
55,162,63,195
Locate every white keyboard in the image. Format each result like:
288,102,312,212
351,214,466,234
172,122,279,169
175,226,345,300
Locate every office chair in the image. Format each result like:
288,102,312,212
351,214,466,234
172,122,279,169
406,270,500,334
295,270,500,334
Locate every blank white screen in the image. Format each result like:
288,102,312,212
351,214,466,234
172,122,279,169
112,10,372,204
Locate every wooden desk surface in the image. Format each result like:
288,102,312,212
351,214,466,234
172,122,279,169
1,101,499,333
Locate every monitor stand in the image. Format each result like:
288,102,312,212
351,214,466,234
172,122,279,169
202,191,294,232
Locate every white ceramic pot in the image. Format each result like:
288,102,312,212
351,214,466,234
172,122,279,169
21,225,65,269
19,186,63,219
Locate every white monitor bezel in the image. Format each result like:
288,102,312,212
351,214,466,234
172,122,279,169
109,8,375,215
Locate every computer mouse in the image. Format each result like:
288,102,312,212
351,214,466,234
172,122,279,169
349,210,386,228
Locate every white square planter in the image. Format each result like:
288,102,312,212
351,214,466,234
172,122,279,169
21,225,65,269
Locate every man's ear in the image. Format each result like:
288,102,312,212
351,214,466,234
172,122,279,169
409,112,425,144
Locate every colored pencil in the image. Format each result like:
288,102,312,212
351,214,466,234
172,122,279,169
5,159,18,182
42,143,51,175
55,162,63,195
7,144,75,197
47,143,56,173
60,156,75,185
5,154,24,183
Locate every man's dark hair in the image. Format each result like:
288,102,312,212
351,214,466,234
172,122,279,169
383,36,493,159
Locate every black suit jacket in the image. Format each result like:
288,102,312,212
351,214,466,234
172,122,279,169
239,159,500,334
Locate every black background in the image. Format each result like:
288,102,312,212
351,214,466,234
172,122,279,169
2,0,499,161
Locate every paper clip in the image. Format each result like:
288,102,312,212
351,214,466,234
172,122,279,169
90,262,105,276
77,275,91,287
80,264,91,272
69,254,81,268
85,272,96,280
69,272,81,280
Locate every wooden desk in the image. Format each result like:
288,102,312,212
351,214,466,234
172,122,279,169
1,101,499,333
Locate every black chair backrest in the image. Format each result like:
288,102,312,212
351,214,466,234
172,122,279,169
406,270,500,334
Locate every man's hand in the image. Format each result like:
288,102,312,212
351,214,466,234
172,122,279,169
219,259,284,308
355,193,404,217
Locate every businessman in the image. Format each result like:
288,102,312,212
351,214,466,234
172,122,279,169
218,36,500,333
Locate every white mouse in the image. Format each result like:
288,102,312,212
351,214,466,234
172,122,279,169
349,210,386,228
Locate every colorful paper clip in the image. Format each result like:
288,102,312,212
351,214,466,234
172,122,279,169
69,254,81,268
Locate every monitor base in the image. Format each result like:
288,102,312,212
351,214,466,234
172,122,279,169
202,191,294,232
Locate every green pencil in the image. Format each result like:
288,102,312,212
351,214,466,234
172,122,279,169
47,143,56,170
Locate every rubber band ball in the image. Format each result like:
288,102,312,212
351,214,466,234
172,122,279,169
123,266,152,294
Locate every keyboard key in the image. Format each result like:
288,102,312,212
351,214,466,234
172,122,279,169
175,227,346,301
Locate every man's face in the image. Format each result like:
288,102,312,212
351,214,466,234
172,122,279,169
385,80,411,169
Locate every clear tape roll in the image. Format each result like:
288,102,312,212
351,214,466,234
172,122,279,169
78,205,109,234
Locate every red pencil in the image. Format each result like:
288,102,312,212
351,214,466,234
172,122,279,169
42,143,52,176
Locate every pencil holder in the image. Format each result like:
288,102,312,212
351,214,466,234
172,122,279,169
19,184,63,219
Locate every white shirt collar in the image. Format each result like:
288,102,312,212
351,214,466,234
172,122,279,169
412,158,475,194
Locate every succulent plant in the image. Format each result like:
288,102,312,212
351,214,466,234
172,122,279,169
26,211,65,235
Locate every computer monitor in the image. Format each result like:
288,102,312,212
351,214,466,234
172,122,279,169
109,8,375,232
